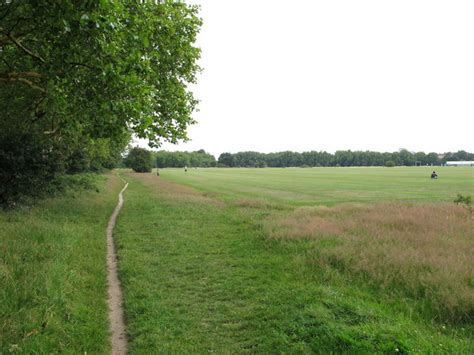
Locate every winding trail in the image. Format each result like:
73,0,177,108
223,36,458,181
106,175,129,355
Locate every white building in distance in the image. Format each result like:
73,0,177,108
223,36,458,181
446,161,474,166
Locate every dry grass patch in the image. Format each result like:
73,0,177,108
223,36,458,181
233,199,270,209
265,203,474,322
232,198,286,211
127,172,225,208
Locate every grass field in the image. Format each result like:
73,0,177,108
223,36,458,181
161,166,474,205
115,167,473,353
0,174,122,354
1,167,472,353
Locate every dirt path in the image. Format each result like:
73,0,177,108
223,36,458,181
106,176,129,355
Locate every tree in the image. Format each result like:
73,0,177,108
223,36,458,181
126,147,153,173
397,149,414,166
0,1,201,205
334,150,354,167
426,152,439,165
218,153,234,167
1,0,201,145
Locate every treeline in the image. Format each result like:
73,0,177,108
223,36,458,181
217,150,474,168
123,148,217,172
0,1,201,206
148,149,473,169
155,150,216,168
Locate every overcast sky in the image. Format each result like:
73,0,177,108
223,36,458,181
147,0,474,157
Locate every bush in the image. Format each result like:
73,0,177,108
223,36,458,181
67,149,91,173
0,132,66,207
385,160,396,167
454,194,473,214
126,147,153,173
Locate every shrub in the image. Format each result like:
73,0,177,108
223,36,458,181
0,131,66,207
385,160,395,167
126,147,153,173
454,194,473,215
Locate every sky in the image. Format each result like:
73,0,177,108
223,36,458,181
141,0,474,158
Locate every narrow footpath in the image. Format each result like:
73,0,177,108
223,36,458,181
106,176,128,355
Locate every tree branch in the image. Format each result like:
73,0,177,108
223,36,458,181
0,72,46,93
66,62,98,71
1,57,13,71
0,28,45,63
0,71,42,79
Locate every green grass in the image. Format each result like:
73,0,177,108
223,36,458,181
159,166,474,205
0,173,122,354
115,169,473,353
1,167,472,353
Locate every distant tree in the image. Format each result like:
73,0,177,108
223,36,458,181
414,152,427,165
426,152,440,165
218,153,235,167
154,150,216,168
397,149,414,166
209,149,470,169
335,150,354,167
443,150,474,162
126,148,153,173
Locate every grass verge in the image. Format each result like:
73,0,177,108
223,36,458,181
0,173,121,354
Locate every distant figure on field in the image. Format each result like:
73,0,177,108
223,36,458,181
156,169,160,177
184,166,188,174
431,171,438,179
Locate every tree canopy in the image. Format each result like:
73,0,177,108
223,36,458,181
126,147,153,173
145,149,473,169
155,149,216,168
216,150,472,168
0,0,202,205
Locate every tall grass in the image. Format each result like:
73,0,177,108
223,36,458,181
265,203,474,323
0,174,121,353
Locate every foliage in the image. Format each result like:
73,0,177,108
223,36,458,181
0,130,66,206
126,147,153,173
443,150,474,163
454,194,473,214
0,0,201,204
385,160,395,167
154,149,216,168
217,152,234,167
215,150,473,168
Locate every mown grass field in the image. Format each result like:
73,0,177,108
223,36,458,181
115,167,473,353
0,174,122,354
162,166,474,205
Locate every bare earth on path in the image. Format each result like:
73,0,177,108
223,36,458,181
106,177,129,355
